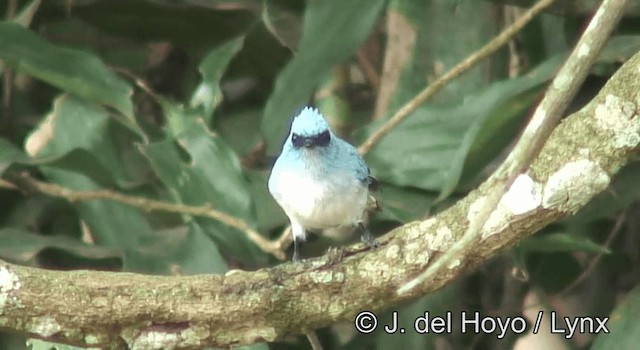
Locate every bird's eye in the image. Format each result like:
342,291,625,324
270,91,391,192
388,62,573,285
315,130,331,146
291,133,304,148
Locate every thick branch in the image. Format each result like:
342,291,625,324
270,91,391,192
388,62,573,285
1,50,639,349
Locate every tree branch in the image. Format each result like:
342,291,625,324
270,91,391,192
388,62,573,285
1,48,639,349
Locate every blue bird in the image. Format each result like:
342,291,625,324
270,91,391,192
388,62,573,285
268,107,378,261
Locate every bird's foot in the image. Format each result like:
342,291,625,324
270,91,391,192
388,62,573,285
359,223,379,249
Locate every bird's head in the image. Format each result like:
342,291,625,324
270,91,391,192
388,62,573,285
289,107,332,150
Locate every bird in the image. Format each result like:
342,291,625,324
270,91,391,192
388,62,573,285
268,107,378,261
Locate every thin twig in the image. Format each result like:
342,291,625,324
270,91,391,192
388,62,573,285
10,172,287,260
398,0,628,295
305,331,324,350
560,213,626,295
358,0,555,155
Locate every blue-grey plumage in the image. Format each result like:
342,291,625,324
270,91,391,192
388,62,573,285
268,107,377,261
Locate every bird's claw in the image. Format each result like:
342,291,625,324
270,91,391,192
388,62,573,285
359,223,379,249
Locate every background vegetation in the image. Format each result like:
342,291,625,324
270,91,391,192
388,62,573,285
1,0,640,349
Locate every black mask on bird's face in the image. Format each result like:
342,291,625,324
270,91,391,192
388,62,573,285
291,130,331,149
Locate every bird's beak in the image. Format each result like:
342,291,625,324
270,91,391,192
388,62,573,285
302,138,315,148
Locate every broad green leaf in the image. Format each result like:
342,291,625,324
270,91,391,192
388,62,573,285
0,138,28,175
123,224,227,275
360,55,561,193
598,35,640,63
39,17,151,73
261,0,385,154
517,13,568,67
591,284,640,350
518,232,610,254
140,109,263,265
23,95,148,188
72,0,255,48
21,96,154,248
217,108,263,156
530,252,582,293
40,168,155,249
2,195,80,239
262,0,303,50
0,228,122,269
373,184,437,224
246,169,287,232
362,104,468,192
191,35,246,120
0,21,134,119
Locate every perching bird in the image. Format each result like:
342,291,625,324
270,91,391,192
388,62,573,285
268,107,378,261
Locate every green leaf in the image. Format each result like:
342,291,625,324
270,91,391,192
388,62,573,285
191,35,246,120
361,55,561,194
373,184,436,223
0,21,135,119
246,169,288,232
72,0,256,49
591,283,640,350
261,0,385,154
217,108,263,157
0,138,28,175
123,224,228,275
0,228,122,269
140,110,264,265
362,104,466,191
262,0,303,50
518,232,610,254
23,95,148,188
597,35,640,63
40,168,155,249
530,252,582,293
2,195,80,240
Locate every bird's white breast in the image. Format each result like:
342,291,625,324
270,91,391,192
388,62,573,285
270,168,368,231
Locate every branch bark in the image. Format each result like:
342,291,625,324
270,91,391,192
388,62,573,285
1,49,640,349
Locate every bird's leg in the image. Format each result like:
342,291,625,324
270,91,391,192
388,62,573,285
290,222,307,261
359,223,379,248
292,236,301,262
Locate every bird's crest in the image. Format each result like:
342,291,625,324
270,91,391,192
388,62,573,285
291,107,330,137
